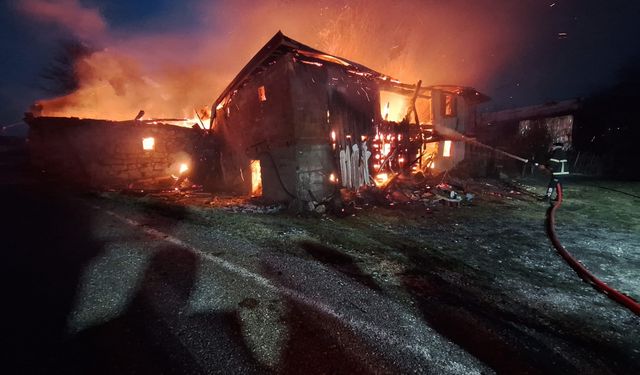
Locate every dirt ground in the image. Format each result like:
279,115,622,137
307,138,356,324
101,174,640,374
2,135,638,373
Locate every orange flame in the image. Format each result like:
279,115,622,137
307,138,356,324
380,91,409,123
374,173,390,187
250,160,262,196
23,1,520,123
179,163,189,174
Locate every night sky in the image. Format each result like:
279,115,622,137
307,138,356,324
1,0,639,136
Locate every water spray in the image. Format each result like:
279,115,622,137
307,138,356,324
435,125,530,164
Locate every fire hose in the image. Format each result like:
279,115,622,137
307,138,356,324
546,183,640,316
445,134,640,314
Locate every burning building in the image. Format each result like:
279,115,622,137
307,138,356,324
209,32,489,202
24,31,488,200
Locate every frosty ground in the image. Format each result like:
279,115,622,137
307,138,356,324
2,137,638,374
104,177,639,374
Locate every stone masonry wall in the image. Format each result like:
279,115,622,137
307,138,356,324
27,117,199,188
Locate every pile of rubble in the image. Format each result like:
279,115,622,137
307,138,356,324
386,179,475,207
337,173,476,211
113,171,529,216
330,170,536,216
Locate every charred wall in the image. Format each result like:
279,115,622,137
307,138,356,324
27,117,198,188
213,52,383,203
213,55,296,201
290,59,380,201
431,90,479,171
212,46,483,203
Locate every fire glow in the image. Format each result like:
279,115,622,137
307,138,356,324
250,160,262,196
21,0,514,124
380,91,409,122
179,163,189,174
443,140,452,157
171,162,190,180
374,173,390,187
142,137,155,151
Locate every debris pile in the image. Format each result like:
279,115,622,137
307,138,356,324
112,170,530,217
383,174,476,207
329,170,533,216
335,173,475,210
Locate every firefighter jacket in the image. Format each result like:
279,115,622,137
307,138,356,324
548,147,569,176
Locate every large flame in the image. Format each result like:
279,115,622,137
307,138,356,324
380,91,409,123
19,0,523,121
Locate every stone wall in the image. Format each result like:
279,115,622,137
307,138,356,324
27,116,200,189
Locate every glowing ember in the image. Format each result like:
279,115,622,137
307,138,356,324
374,173,389,187
179,163,189,174
329,173,337,183
382,143,391,156
296,50,350,66
298,59,323,67
250,160,262,196
444,94,455,116
258,86,267,101
142,137,155,151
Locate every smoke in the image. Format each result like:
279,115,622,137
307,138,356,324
18,0,529,120
17,0,107,40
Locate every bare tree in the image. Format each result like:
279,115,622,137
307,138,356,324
39,39,94,96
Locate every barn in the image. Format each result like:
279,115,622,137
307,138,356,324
209,31,489,203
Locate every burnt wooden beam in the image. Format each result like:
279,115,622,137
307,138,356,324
407,80,422,124
379,82,431,99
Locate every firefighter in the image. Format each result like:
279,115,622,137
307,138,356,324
542,142,569,201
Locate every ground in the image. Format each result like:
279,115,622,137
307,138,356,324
2,137,639,374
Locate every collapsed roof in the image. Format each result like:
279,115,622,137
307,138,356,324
212,31,489,116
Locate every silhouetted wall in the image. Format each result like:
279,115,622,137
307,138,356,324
27,116,199,188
